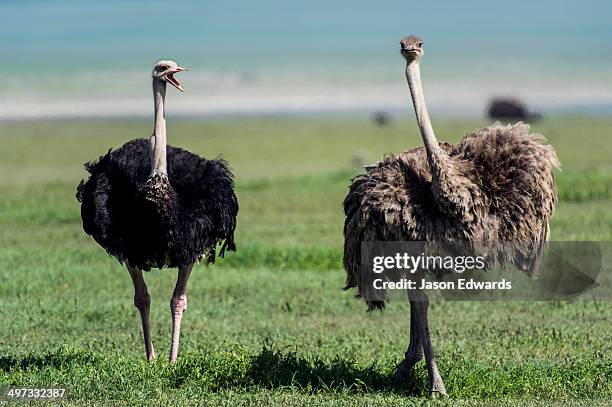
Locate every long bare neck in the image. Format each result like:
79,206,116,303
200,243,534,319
405,61,441,157
150,78,167,177
405,60,476,220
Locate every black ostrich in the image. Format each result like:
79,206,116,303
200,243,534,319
76,60,238,362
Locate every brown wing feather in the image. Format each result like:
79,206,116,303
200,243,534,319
343,123,559,310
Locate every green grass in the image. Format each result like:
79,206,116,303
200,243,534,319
0,116,611,405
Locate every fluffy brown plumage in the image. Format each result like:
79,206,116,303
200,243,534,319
343,35,559,396
344,122,559,310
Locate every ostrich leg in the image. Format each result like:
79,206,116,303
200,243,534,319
393,300,424,384
410,289,446,397
127,264,156,361
169,263,193,363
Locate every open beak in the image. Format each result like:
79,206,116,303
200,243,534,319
165,66,188,92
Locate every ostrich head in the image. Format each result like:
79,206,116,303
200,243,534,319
152,60,188,92
400,35,424,62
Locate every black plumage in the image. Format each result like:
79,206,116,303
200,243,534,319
76,139,238,271
76,60,237,363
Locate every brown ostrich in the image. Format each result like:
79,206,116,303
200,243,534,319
343,36,559,396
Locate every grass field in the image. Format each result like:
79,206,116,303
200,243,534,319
0,116,611,406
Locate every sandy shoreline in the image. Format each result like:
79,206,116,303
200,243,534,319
2,88,611,121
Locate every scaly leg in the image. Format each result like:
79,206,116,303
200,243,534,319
410,289,446,397
393,300,424,384
169,263,193,363
127,264,156,361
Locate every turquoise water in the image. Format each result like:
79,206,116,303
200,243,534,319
2,0,611,118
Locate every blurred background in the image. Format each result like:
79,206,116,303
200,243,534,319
2,0,611,120
1,2,611,403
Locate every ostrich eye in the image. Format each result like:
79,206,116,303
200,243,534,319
418,42,423,47
158,65,168,71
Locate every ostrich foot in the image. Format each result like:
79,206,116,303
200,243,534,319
392,358,419,386
146,350,156,362
429,376,447,397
